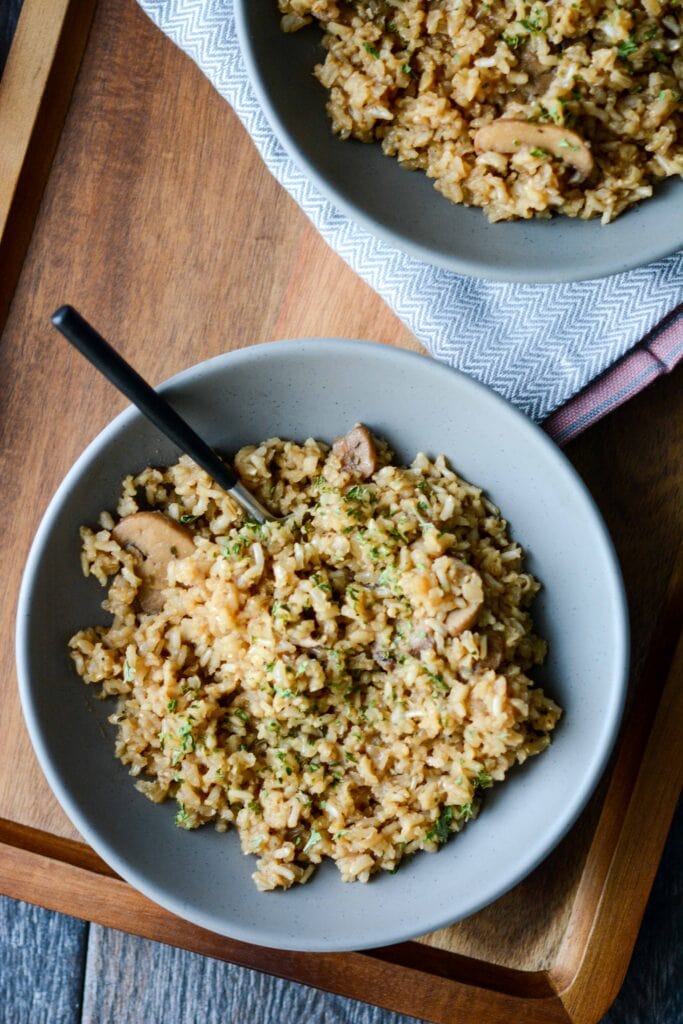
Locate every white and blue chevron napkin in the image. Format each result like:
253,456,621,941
139,0,682,424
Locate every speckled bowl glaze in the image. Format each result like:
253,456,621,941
235,0,682,283
17,340,628,952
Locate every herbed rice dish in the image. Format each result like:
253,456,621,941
70,426,561,891
278,0,682,222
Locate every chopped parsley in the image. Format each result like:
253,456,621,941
175,803,189,826
426,668,449,693
458,803,474,822
389,527,409,543
224,539,244,557
303,829,322,854
426,805,454,844
363,42,381,58
345,484,375,503
502,32,523,49
617,36,638,59
311,573,332,594
177,721,195,751
518,13,545,32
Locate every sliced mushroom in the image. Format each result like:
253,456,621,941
473,119,593,182
446,563,485,636
478,632,505,671
112,511,195,613
332,424,378,479
517,50,555,97
373,645,396,670
408,631,436,657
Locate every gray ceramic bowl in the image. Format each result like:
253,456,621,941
235,1,682,283
17,340,628,951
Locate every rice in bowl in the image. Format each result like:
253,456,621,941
70,427,561,891
278,0,682,223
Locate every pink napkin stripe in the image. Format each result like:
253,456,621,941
544,304,683,445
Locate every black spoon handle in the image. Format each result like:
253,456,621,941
51,305,238,492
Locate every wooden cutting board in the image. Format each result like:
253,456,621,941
0,0,681,1021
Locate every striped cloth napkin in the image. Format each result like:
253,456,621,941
139,0,683,444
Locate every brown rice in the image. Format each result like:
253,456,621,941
278,0,682,222
70,431,561,890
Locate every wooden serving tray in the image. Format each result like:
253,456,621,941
1,1,681,1021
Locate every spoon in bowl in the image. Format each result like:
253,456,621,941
51,305,274,523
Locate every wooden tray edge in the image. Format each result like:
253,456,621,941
0,0,97,331
552,624,683,1022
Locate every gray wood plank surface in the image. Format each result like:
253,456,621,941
80,928,426,1024
0,896,87,1024
602,797,682,1024
0,0,22,76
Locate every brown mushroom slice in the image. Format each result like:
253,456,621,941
332,423,378,479
479,632,505,671
446,563,485,636
112,511,195,613
373,644,396,670
473,120,593,182
517,51,555,97
408,631,436,657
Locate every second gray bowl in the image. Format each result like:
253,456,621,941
235,0,682,283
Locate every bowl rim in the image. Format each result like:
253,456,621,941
234,1,683,284
16,338,630,951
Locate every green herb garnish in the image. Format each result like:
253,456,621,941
502,33,523,49
617,36,638,59
303,829,322,854
458,803,474,822
518,13,545,32
426,805,454,844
